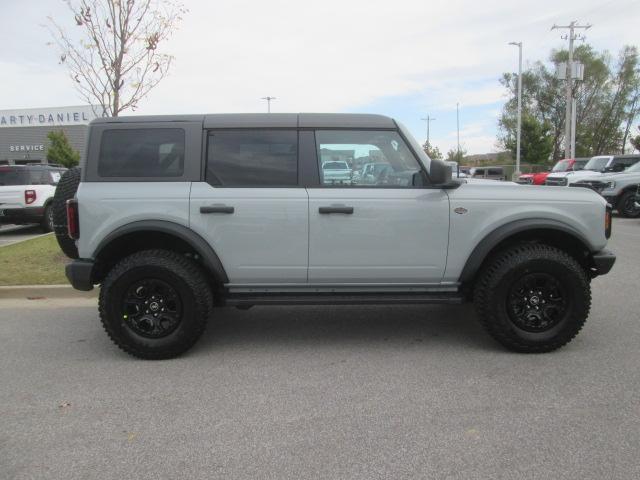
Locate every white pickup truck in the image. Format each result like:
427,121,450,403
0,164,67,232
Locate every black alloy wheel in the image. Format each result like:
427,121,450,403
506,273,568,333
122,279,183,338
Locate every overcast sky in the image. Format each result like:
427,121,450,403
1,0,638,154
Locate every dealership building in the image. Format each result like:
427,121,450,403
0,106,100,165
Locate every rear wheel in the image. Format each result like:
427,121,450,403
41,204,54,232
617,190,640,218
99,249,213,359
473,243,591,353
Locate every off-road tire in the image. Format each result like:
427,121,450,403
52,167,81,258
617,190,640,218
473,243,591,353
41,204,54,233
99,249,213,359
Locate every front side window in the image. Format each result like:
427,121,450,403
207,130,298,187
316,130,421,187
98,128,185,177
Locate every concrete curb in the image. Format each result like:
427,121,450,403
0,284,98,299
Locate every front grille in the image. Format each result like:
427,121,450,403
545,177,567,186
570,180,606,193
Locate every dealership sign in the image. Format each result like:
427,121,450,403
0,105,101,128
10,144,45,152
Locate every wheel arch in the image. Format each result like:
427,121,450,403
92,220,229,286
459,219,594,285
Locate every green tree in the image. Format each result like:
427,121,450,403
446,147,467,163
422,141,443,160
630,125,640,151
499,44,640,160
47,130,80,167
501,114,554,163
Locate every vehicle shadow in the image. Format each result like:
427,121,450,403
0,224,41,235
193,303,497,354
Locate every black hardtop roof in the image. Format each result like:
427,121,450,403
90,113,397,129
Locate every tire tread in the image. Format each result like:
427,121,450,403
99,249,213,359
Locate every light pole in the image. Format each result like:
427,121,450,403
456,102,460,159
509,41,523,180
552,21,591,158
261,96,276,113
420,116,436,145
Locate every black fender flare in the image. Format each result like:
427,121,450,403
458,218,594,283
93,220,229,284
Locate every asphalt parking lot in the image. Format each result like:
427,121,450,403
2,218,639,480
0,224,44,247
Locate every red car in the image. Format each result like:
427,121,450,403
517,158,589,185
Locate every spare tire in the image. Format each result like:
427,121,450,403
52,167,81,259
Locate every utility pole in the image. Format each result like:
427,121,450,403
552,21,591,159
509,41,523,180
420,116,436,145
456,102,460,160
261,96,276,113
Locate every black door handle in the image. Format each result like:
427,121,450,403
200,204,235,214
318,205,354,214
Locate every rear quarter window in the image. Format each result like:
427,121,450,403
98,128,185,177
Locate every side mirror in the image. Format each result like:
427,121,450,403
412,170,427,186
429,160,453,185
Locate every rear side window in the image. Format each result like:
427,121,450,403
98,128,185,177
0,168,28,185
206,130,297,187
488,168,503,175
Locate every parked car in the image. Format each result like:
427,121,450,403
358,162,392,184
573,161,640,217
469,166,506,181
545,154,640,186
321,160,352,184
0,164,67,232
59,113,615,359
517,158,588,185
445,161,467,178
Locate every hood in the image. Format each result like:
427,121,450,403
595,171,640,182
451,179,606,206
548,170,602,182
463,178,519,186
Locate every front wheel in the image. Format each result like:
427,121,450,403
617,191,640,218
99,249,213,359
473,244,591,353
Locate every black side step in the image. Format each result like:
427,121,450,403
225,292,464,308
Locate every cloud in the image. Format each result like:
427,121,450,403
1,0,637,154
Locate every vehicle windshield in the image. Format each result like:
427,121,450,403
583,156,610,171
323,161,349,170
552,160,572,172
573,160,588,171
0,168,30,186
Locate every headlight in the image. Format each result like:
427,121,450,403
605,181,615,190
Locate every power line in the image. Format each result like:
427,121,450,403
261,96,276,113
420,116,436,145
551,21,591,159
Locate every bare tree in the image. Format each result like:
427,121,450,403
47,0,186,116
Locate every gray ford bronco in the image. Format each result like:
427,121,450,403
57,113,615,359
